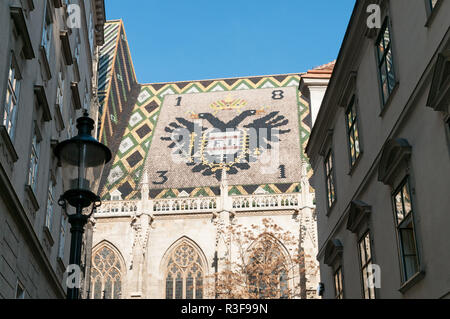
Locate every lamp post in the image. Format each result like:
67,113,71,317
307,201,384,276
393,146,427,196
54,112,111,300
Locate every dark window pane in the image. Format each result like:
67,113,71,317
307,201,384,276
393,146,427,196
113,278,121,299
359,240,367,266
386,50,396,91
280,270,289,299
400,223,419,280
383,25,391,50
104,277,112,299
175,274,183,299
186,273,194,299
196,275,203,299
93,279,102,299
166,275,173,299
402,184,412,216
395,191,404,224
365,234,372,262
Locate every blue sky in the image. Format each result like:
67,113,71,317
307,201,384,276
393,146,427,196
105,0,355,84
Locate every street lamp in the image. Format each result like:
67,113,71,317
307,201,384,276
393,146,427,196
54,112,111,300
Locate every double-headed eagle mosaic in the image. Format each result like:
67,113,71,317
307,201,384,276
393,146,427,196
161,96,290,181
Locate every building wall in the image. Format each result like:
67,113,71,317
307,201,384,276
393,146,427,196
0,0,105,299
91,202,319,299
307,0,450,299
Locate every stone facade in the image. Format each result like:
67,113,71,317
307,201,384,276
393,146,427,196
306,0,450,299
91,163,320,299
0,0,105,299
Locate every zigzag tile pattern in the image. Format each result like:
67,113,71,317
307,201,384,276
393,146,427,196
100,75,313,200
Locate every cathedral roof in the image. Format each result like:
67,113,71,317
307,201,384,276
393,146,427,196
96,20,329,201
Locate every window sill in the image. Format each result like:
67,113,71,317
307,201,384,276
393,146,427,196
379,82,400,118
39,46,52,80
399,270,425,294
24,184,40,212
0,125,19,163
54,104,65,132
425,1,443,27
43,225,55,247
73,59,80,83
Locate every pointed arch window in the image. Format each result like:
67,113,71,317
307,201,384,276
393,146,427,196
247,235,290,299
90,245,124,299
165,241,204,299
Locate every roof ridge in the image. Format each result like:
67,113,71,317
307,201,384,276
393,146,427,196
138,72,306,86
312,60,336,71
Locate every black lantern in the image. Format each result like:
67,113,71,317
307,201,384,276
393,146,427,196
54,112,111,299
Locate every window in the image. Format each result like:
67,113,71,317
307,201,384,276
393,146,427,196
429,0,439,10
325,150,337,209
56,71,65,112
58,212,67,260
3,55,21,140
45,181,55,230
27,128,41,191
165,241,204,299
345,96,361,167
41,0,53,61
247,236,289,299
88,11,94,53
376,18,396,106
91,244,124,299
359,232,376,299
15,281,25,299
334,267,344,299
74,37,80,65
393,178,420,282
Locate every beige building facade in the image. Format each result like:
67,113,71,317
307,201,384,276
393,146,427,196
0,0,105,298
306,0,450,299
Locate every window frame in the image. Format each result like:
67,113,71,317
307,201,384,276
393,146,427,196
15,280,25,299
3,53,22,141
45,179,55,231
90,244,124,299
358,232,376,299
41,0,53,61
375,17,397,109
56,69,65,113
333,266,344,299
425,0,443,26
345,95,363,169
324,149,337,211
27,124,41,192
164,241,205,300
392,177,421,284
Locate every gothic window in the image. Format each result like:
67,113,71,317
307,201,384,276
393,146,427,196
247,236,289,299
90,244,124,299
164,241,204,299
